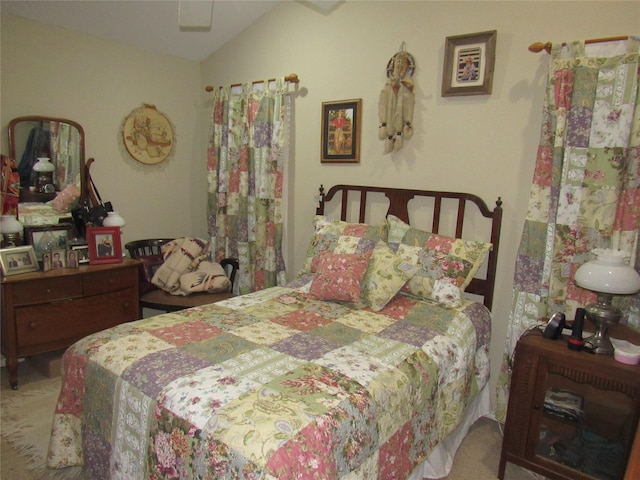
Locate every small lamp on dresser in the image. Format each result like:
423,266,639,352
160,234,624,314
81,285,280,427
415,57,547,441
0,214,23,247
574,248,640,355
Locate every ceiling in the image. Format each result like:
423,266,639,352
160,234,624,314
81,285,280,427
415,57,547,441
0,0,296,62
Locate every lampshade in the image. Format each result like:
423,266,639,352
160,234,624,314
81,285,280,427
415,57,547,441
0,215,23,234
574,249,640,295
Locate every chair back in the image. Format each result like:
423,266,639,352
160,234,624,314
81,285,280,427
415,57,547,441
125,238,174,258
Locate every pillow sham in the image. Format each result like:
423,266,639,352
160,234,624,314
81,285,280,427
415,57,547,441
309,251,372,302
386,214,492,307
299,215,388,276
361,240,419,311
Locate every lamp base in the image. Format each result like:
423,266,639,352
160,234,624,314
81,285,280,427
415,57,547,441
583,332,614,355
583,294,620,355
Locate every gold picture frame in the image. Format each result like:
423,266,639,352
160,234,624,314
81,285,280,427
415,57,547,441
321,99,362,163
442,30,497,97
0,246,39,276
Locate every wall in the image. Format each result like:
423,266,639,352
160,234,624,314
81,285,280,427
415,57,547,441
1,13,203,243
199,1,640,407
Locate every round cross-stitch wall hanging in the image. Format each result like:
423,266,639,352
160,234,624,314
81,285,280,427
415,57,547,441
121,104,175,165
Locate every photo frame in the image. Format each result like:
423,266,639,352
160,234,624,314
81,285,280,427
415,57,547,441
51,248,66,269
24,224,74,262
71,245,90,264
442,30,497,97
87,226,122,265
67,248,80,268
0,246,39,276
321,99,362,163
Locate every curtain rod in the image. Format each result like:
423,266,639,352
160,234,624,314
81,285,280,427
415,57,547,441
205,73,300,92
528,35,629,54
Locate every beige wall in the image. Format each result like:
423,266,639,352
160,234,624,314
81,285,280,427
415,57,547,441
2,1,640,409
1,13,203,242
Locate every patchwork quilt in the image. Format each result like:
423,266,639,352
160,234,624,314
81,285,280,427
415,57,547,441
47,279,491,480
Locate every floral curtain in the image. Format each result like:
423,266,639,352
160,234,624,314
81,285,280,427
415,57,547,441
207,79,288,294
496,38,640,421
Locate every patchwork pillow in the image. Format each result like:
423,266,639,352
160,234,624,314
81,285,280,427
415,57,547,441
309,251,372,302
386,214,492,308
361,240,419,311
299,215,388,276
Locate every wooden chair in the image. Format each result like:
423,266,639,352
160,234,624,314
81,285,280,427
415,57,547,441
125,238,239,313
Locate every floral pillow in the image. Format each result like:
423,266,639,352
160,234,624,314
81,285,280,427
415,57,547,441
386,214,492,308
361,240,419,311
299,215,388,276
309,251,372,302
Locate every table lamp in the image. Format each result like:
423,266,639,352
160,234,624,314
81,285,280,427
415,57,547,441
574,249,640,354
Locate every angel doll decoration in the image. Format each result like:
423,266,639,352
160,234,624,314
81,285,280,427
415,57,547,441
378,46,416,154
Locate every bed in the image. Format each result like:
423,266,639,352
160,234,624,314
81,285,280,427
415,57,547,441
47,184,503,479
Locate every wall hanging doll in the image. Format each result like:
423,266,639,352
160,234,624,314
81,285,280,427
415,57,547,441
378,46,416,154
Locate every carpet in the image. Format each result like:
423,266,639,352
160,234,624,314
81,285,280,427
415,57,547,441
0,374,82,480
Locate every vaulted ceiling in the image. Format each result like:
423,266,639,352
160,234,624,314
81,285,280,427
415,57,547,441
1,0,292,62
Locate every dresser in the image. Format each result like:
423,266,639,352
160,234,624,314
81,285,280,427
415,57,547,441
1,259,140,388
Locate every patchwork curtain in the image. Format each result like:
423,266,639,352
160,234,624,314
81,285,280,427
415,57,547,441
496,38,640,421
207,79,289,294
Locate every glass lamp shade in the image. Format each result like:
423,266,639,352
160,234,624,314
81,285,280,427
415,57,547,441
102,211,126,228
0,215,23,247
0,215,23,234
574,249,640,295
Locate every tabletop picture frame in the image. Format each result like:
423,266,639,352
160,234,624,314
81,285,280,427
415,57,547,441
24,224,74,262
442,30,497,97
0,246,39,276
87,226,122,265
321,99,362,163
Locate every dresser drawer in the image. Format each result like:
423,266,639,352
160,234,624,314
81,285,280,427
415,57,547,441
83,268,136,296
14,289,138,350
10,276,83,305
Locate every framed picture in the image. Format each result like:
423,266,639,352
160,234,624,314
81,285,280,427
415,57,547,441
0,246,39,276
72,245,90,264
442,30,497,97
87,226,122,265
321,99,362,163
51,248,66,269
67,249,80,268
24,224,74,262
42,251,52,272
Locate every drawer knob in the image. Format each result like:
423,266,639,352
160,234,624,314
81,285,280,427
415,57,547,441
29,322,37,329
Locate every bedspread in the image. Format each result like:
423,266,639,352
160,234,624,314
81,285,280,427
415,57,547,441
47,282,491,480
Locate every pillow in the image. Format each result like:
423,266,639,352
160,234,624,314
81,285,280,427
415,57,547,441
50,184,81,212
361,240,419,311
137,254,164,294
309,251,372,302
386,214,492,308
299,215,388,276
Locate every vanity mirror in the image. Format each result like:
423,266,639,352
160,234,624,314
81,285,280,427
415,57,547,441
8,115,87,204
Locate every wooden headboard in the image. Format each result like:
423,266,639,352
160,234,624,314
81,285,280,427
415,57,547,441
316,184,503,310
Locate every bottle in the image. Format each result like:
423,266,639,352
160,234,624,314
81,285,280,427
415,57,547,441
32,157,55,193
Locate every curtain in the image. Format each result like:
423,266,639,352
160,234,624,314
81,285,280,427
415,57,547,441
496,37,640,421
49,121,81,191
207,78,289,294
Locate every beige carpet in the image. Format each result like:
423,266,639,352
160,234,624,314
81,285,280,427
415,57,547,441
1,362,535,480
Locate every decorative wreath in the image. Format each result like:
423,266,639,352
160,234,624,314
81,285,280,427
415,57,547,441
378,46,416,154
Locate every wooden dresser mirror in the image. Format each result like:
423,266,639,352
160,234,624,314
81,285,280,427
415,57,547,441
8,115,88,208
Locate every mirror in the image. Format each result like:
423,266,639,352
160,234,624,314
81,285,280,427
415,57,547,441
8,116,86,204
